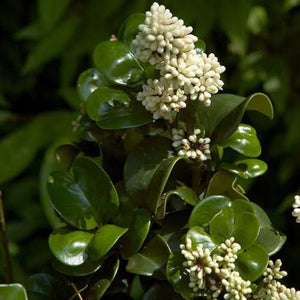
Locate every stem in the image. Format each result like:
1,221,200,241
192,164,202,194
68,282,88,300
0,190,13,283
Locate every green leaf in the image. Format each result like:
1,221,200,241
126,235,171,279
193,93,273,144
157,186,199,219
186,227,216,252
48,157,119,229
38,0,71,33
221,159,268,179
86,257,119,300
232,212,260,249
77,68,105,102
87,224,128,261
26,273,64,298
129,276,144,300
205,170,248,200
0,111,75,185
120,209,151,259
210,206,234,243
251,202,271,227
0,284,28,300
256,225,286,255
189,195,230,227
93,41,144,86
222,124,261,157
48,227,93,266
22,16,78,74
166,252,193,298
143,284,184,300
53,257,103,277
87,86,152,129
124,137,171,208
118,13,145,46
236,243,269,281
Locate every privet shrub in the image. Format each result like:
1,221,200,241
1,2,299,300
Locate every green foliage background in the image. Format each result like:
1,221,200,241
0,0,299,291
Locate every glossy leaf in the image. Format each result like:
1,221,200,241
236,243,269,281
193,93,273,144
157,185,199,219
189,195,230,227
186,226,216,251
118,13,145,46
129,276,144,300
86,257,119,300
120,209,151,259
210,206,234,243
126,235,171,279
48,157,119,229
166,252,193,298
231,199,254,215
124,137,171,208
54,144,79,171
222,124,261,157
49,227,93,266
53,257,103,277
256,225,286,255
77,68,105,102
251,202,271,227
87,224,128,261
205,170,248,200
0,284,28,300
221,159,268,179
93,41,144,86
87,86,130,120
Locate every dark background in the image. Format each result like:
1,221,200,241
0,0,299,290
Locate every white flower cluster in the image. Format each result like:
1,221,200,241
292,195,300,223
253,259,300,300
134,2,225,121
172,128,210,161
180,237,252,299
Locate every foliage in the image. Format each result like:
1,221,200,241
0,0,300,299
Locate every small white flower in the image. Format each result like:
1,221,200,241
292,195,300,223
133,2,197,65
172,127,211,161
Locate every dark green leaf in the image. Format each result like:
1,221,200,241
86,257,119,300
48,157,119,229
87,86,152,129
38,0,71,33
87,225,127,261
256,225,286,255
48,227,93,266
166,252,193,298
236,243,269,281
0,284,28,300
186,226,216,251
124,137,171,207
251,202,271,227
118,13,145,46
93,41,144,86
205,170,248,200
22,16,78,74
189,195,230,227
53,257,103,277
222,124,261,157
0,111,75,185
120,209,151,259
126,235,171,279
77,68,105,102
142,284,184,300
